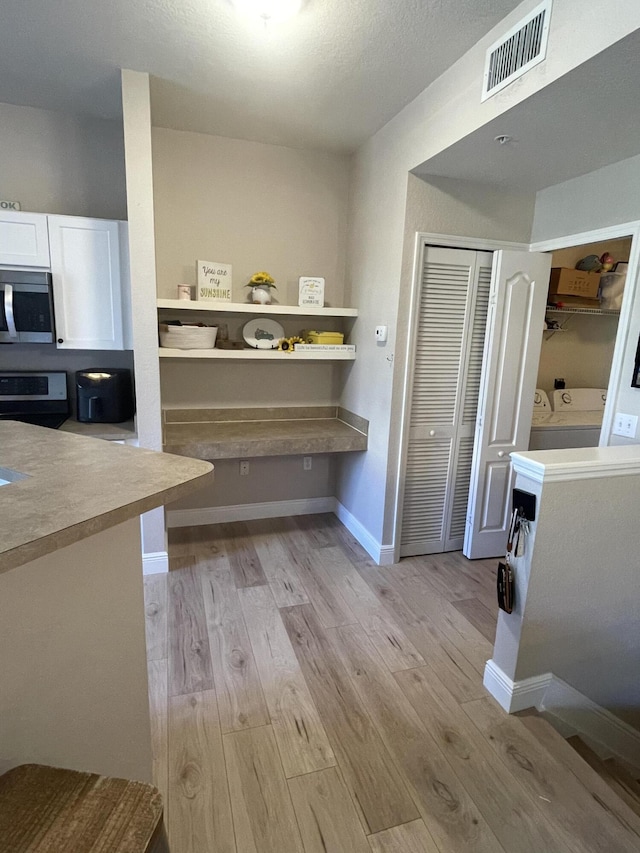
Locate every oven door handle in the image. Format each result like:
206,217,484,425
4,284,18,338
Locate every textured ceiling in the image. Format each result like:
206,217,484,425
0,0,523,151
416,30,640,191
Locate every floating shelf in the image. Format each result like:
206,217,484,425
157,299,358,318
158,348,356,361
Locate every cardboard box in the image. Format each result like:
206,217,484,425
549,267,600,299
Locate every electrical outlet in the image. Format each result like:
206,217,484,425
612,412,638,438
303,456,312,470
239,460,250,476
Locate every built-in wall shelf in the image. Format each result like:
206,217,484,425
158,348,355,361
157,299,358,318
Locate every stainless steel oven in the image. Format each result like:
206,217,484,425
0,270,55,343
0,372,69,428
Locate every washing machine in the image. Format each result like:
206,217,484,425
528,388,606,451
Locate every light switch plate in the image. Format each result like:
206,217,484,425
612,412,638,438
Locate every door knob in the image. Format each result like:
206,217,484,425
497,451,505,458
429,430,436,436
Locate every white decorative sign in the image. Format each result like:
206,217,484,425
299,276,325,307
197,260,232,302
0,199,21,211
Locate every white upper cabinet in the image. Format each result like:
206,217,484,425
0,211,50,267
48,216,124,350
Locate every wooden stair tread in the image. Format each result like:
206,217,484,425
566,736,640,820
0,764,165,852
519,718,640,839
604,758,640,806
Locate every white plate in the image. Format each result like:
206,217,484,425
242,318,285,349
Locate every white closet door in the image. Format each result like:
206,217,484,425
401,246,492,556
464,250,551,559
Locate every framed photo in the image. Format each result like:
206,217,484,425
197,260,232,302
299,276,325,307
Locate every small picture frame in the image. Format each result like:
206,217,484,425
299,276,325,308
197,260,232,302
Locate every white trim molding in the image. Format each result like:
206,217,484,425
167,497,395,567
142,550,169,575
167,497,336,527
334,501,396,565
484,660,640,768
531,219,640,446
511,444,640,484
483,660,552,712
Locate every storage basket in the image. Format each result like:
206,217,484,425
304,330,344,345
159,323,218,349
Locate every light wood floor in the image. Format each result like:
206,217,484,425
144,513,640,853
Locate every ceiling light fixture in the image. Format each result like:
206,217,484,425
232,0,302,23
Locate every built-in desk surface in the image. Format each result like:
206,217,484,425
163,406,368,460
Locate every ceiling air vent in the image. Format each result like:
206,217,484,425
482,0,552,101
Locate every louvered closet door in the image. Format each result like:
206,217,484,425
400,246,492,556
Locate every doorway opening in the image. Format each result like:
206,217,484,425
395,226,638,563
529,236,631,451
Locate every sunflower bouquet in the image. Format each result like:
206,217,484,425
246,271,276,289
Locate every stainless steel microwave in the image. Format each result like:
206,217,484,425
0,270,55,343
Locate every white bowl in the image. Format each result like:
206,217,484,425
159,323,218,349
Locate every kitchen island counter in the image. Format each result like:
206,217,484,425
0,420,212,575
0,421,213,782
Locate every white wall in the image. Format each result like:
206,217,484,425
168,455,336,511
494,468,640,731
536,316,618,397
0,101,126,220
152,126,350,412
338,173,536,545
532,154,640,444
151,127,352,509
121,70,166,558
337,0,640,550
151,127,350,306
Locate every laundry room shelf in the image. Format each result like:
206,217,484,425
546,306,620,317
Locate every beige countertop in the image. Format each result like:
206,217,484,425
163,406,368,460
59,418,137,441
0,421,213,574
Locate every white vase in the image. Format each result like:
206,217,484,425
251,285,273,305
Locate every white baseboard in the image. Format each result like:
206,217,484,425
167,497,393,567
483,659,640,769
540,675,640,768
483,660,552,713
333,501,395,565
142,550,169,575
377,545,397,566
167,497,336,528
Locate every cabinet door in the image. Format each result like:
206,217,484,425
0,211,50,267
48,216,124,350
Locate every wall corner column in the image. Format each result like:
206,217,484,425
121,69,166,565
